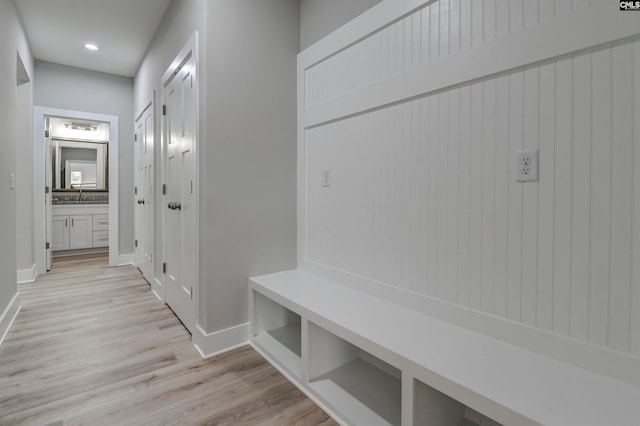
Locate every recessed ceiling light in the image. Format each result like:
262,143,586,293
84,43,99,51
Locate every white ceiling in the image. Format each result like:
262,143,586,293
16,0,172,78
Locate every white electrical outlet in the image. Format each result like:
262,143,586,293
322,170,331,187
515,149,538,182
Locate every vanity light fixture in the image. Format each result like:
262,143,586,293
84,43,99,51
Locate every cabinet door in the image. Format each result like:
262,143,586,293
51,215,69,251
69,215,93,249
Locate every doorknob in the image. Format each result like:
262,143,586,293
168,202,174,210
175,202,182,211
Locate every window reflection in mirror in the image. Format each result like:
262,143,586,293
52,140,108,190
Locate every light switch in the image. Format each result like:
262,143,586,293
10,173,15,189
322,170,330,187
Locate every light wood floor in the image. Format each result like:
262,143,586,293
0,254,336,425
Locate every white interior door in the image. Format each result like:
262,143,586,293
164,54,196,333
134,105,154,280
45,118,52,270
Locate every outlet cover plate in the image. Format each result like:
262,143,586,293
515,149,538,182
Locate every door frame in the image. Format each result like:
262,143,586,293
134,97,159,298
160,32,200,328
33,107,120,274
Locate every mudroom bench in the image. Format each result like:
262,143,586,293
249,270,639,426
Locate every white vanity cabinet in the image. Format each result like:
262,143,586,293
52,205,109,252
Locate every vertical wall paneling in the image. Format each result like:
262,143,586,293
484,0,496,43
540,0,556,23
458,86,472,306
521,67,539,326
471,0,483,47
481,80,496,313
300,0,640,358
509,0,524,33
552,57,572,336
440,0,450,59
447,89,460,303
494,76,510,318
437,92,450,299
633,40,640,357
570,53,591,341
430,1,440,63
609,43,633,353
589,48,611,347
469,83,484,310
537,62,555,331
450,0,461,55
495,0,509,39
523,0,539,28
507,71,524,322
460,0,472,51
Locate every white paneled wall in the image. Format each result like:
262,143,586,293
300,0,640,358
305,0,594,107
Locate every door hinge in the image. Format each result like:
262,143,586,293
46,242,50,250
44,130,50,138
190,287,193,299
134,186,138,195
134,133,137,142
162,263,167,274
190,180,193,194
134,239,138,248
162,105,166,116
45,186,50,194
162,184,166,195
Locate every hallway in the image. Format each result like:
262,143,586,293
0,255,334,425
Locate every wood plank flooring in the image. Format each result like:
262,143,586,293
0,254,336,425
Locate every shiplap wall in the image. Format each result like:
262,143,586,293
300,0,640,359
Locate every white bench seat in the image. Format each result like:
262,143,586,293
250,269,640,426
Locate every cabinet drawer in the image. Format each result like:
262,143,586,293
93,231,109,248
93,214,109,231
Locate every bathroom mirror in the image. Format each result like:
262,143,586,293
52,140,108,190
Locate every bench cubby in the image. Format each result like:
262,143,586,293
249,269,639,426
307,321,401,425
250,290,302,379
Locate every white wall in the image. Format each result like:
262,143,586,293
299,0,382,50
0,0,34,311
135,0,298,337
34,61,134,255
16,69,34,272
134,0,207,323
205,0,298,331
299,0,640,359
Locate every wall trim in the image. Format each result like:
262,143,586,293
0,293,22,348
192,322,249,360
33,107,120,274
17,264,37,283
302,2,640,127
115,254,134,266
303,260,640,386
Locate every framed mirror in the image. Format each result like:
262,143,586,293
53,140,108,190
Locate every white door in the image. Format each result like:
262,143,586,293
69,215,93,249
164,54,196,333
45,118,53,270
134,105,154,280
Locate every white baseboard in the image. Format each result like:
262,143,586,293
17,264,37,283
113,253,134,266
192,322,249,359
0,293,22,348
151,278,164,303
